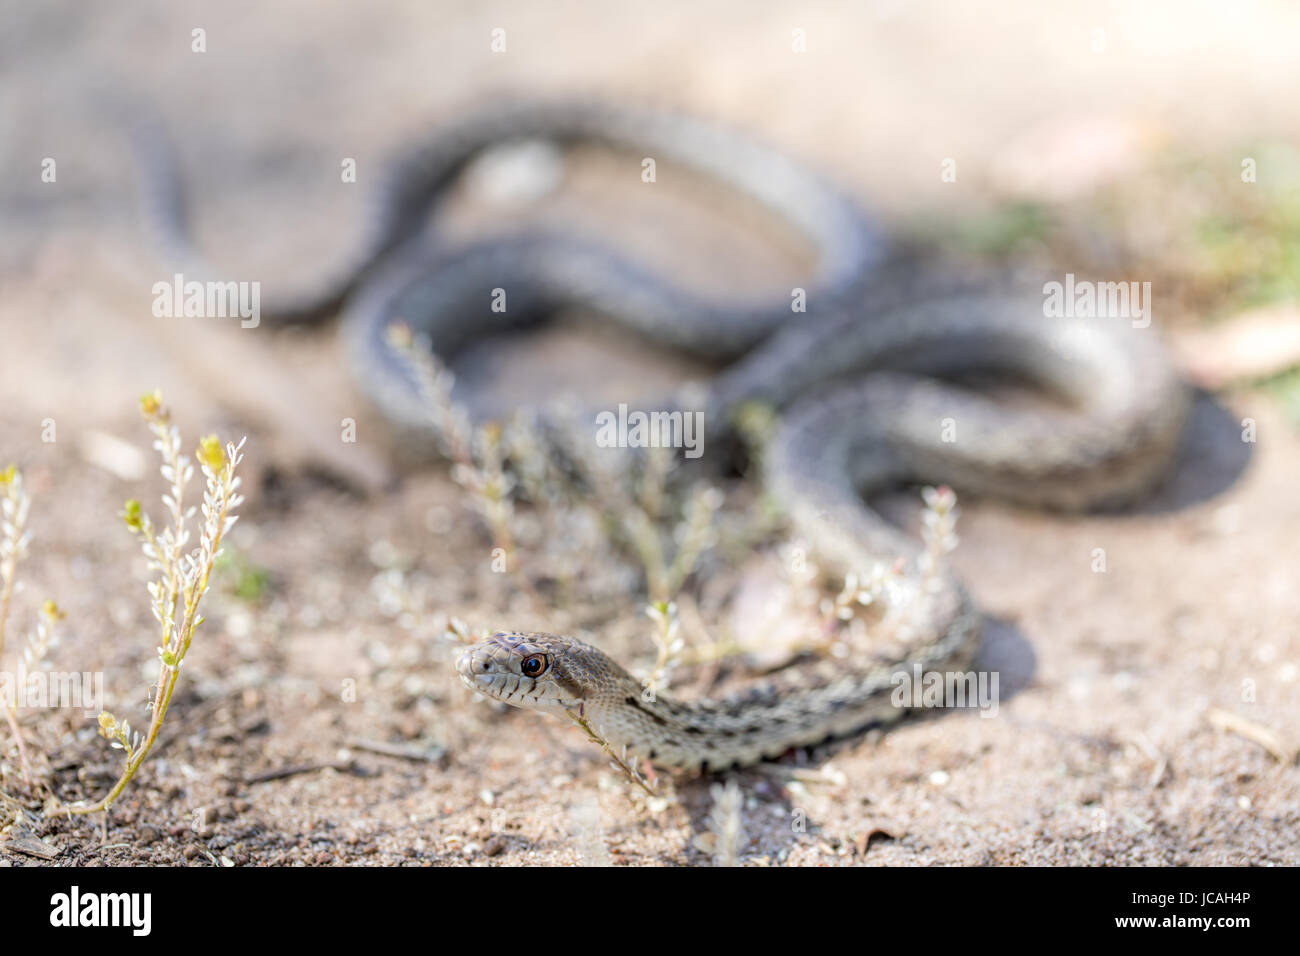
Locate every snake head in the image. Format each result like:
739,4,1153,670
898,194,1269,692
456,631,595,717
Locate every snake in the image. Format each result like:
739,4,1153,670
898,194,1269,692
133,98,1191,772
453,295,1188,770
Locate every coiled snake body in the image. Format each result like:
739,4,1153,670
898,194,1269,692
140,101,1190,771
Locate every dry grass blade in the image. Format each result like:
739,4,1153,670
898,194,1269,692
1205,707,1297,764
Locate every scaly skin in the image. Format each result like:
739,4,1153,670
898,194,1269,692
454,296,1188,770
140,99,1189,769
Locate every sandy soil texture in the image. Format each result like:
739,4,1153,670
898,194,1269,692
0,1,1297,866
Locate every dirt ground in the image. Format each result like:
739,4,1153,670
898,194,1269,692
1,1,1298,866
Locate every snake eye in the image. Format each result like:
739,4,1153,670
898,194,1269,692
520,654,548,678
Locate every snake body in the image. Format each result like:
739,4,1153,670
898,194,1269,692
138,100,1190,771
135,100,881,329
454,296,1187,770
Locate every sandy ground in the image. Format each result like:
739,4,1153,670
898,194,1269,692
0,1,1297,866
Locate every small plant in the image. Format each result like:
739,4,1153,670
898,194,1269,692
565,706,657,797
0,467,31,659
814,562,901,645
918,484,960,583
385,322,723,605
0,467,63,785
662,485,724,600
385,325,519,566
553,420,723,603
639,600,683,702
701,779,745,866
63,392,247,816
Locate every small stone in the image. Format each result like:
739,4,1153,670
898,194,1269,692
854,827,897,857
692,833,718,853
484,835,507,857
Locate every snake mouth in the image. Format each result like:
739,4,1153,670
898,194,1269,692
455,642,542,704
455,644,496,695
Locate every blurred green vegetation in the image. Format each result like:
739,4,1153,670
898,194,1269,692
1262,366,1300,426
1195,192,1300,310
216,547,272,603
923,142,1300,322
951,201,1054,259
